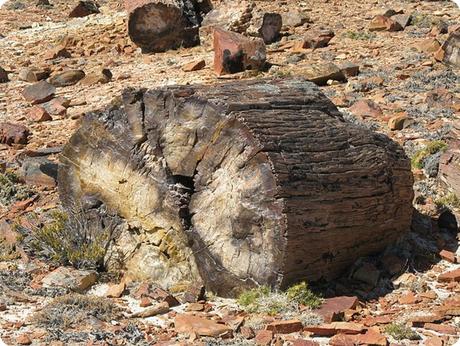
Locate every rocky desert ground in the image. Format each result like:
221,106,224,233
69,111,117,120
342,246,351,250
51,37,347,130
0,0,460,345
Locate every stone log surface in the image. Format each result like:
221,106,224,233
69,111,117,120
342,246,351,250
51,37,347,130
125,0,210,52
58,78,413,297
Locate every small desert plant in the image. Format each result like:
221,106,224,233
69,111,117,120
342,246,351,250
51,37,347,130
411,141,447,169
384,323,421,341
237,282,322,315
435,192,460,209
286,282,322,308
34,293,122,329
343,30,376,41
0,171,34,207
31,209,120,270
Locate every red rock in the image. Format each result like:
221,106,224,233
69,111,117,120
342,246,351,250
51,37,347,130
255,329,273,346
133,282,150,298
240,326,255,339
419,291,437,300
438,268,460,283
16,334,32,345
304,322,364,336
369,15,402,32
43,45,71,60
424,323,457,335
81,68,112,85
409,311,444,325
0,302,6,311
186,302,205,311
49,70,85,87
213,27,266,75
266,320,303,334
41,267,97,292
20,157,57,188
291,340,319,346
132,301,169,318
0,66,9,83
22,81,56,105
139,297,152,307
174,314,232,337
69,0,100,17
0,122,30,145
349,100,383,119
357,328,387,345
183,59,206,72
416,39,441,54
398,291,419,305
178,284,205,304
388,114,411,131
42,98,68,116
316,296,359,323
439,250,457,263
425,336,443,346
106,282,125,298
436,29,460,67
18,67,50,82
29,106,52,122
362,315,393,327
295,29,335,49
329,333,355,346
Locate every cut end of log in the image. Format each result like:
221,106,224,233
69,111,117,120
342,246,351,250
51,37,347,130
58,78,414,297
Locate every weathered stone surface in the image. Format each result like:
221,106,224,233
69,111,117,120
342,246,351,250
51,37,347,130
41,267,97,292
22,81,56,104
439,141,460,197
392,14,412,29
69,0,100,17
282,9,309,29
42,98,68,116
213,27,266,75
28,106,52,122
0,122,30,145
18,68,50,83
388,114,411,131
81,68,112,86
43,46,71,60
304,322,365,336
416,38,441,54
58,79,413,296
132,301,169,317
0,66,8,83
299,62,345,86
125,0,205,53
424,323,457,335
369,15,402,32
352,262,380,286
439,250,456,263
438,268,460,283
258,13,282,44
106,282,126,298
266,320,303,334
49,70,85,87
20,157,58,188
255,330,273,346
199,1,253,47
435,29,460,66
297,29,335,49
182,59,206,72
349,99,383,119
174,314,232,337
316,296,359,323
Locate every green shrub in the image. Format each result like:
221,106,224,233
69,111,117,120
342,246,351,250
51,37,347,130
435,192,460,209
384,323,420,341
286,282,322,309
237,282,322,315
34,293,121,329
411,141,447,169
0,171,34,206
31,210,119,270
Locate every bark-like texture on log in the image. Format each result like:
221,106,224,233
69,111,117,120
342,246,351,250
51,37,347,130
439,140,460,195
58,78,414,297
125,0,209,52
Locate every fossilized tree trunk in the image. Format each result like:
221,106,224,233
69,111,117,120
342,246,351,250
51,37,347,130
58,78,414,297
125,0,211,52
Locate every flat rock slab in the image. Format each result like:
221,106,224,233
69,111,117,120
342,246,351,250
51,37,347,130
0,122,30,145
22,81,56,105
174,314,232,337
41,267,97,292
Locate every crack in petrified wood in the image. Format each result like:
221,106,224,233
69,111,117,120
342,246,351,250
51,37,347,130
58,78,413,297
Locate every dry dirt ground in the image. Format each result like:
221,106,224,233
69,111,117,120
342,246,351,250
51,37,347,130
0,0,460,345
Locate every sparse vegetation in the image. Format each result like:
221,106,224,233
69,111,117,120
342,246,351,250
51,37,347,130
343,30,376,41
237,282,322,315
411,141,447,169
0,171,34,206
435,192,460,209
286,282,322,309
384,323,421,341
34,294,122,329
31,210,120,270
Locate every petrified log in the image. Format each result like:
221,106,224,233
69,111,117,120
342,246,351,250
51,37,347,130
435,28,460,67
125,0,211,53
58,78,413,297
